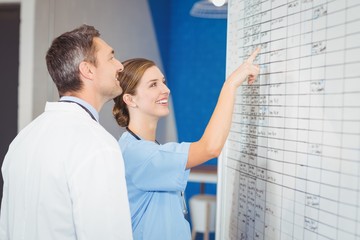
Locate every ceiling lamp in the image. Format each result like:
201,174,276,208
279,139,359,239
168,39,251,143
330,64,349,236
190,0,228,19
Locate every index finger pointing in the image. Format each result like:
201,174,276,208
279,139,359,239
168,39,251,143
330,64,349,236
246,47,261,63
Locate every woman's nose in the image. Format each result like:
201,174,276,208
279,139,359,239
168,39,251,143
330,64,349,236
162,83,170,94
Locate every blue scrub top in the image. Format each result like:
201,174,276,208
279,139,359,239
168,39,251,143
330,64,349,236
119,131,191,240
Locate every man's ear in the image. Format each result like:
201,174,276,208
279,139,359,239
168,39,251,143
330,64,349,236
79,61,94,80
123,94,137,108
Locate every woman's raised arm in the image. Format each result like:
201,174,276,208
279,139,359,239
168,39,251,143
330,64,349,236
186,47,261,169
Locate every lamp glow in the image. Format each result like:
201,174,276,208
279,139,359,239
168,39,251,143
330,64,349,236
211,0,227,7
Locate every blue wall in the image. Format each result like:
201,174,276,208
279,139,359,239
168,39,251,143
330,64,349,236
148,0,227,208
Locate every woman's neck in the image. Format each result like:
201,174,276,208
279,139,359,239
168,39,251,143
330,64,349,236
127,120,158,142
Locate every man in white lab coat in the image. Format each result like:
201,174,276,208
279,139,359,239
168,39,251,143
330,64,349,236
0,24,133,240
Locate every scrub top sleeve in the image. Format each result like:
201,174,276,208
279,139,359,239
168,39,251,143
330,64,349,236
126,142,191,192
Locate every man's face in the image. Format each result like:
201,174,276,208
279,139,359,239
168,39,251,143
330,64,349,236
92,37,124,101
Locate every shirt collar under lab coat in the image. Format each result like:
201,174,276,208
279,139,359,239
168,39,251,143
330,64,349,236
59,96,99,122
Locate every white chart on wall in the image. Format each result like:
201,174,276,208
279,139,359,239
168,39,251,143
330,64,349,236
217,0,360,239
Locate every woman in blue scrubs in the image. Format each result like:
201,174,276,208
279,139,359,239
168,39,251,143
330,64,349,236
113,48,260,240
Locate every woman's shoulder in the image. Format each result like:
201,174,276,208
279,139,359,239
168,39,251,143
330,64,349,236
119,132,160,155
119,131,159,149
119,132,191,162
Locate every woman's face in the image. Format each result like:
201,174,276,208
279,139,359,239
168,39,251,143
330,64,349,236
132,66,170,119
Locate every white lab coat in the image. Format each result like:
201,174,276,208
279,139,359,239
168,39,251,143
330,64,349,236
0,102,133,240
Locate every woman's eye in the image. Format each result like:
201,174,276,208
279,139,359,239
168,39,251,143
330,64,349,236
150,82,157,87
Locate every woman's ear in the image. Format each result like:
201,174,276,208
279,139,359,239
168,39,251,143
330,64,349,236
123,94,137,108
79,61,94,80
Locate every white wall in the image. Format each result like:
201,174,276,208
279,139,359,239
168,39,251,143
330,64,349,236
9,0,177,143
